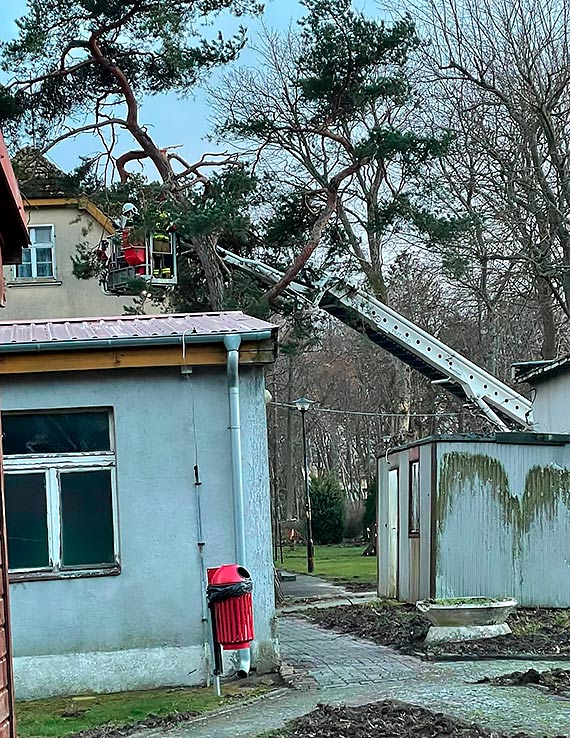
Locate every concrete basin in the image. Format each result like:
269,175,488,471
416,597,517,643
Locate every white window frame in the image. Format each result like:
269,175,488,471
3,409,120,581
14,224,56,280
408,459,420,536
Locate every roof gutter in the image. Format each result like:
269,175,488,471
0,329,274,355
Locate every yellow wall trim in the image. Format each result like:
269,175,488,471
26,197,115,234
0,341,275,375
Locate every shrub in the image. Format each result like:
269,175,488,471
344,502,365,540
310,472,345,544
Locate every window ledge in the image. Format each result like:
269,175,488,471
7,279,62,288
9,565,120,583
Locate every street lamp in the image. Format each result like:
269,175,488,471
294,396,315,574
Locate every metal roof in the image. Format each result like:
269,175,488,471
385,431,570,457
512,356,570,384
0,312,277,353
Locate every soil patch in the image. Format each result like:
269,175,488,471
331,579,374,592
476,668,570,695
303,601,570,657
275,701,559,738
69,711,201,738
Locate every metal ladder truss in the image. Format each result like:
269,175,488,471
219,248,534,431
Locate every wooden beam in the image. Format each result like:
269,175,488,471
26,197,114,234
0,341,276,375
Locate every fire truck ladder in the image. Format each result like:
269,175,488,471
219,248,534,431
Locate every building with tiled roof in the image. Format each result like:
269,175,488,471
3,150,139,319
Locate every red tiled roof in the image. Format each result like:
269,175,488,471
0,312,277,350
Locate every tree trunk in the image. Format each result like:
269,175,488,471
284,355,297,519
191,234,225,310
537,276,557,359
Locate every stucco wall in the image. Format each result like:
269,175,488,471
0,365,276,698
2,205,138,319
531,374,570,433
435,440,570,606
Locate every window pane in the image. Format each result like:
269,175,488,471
36,262,54,278
36,248,52,262
3,411,111,455
16,263,32,279
409,461,420,534
31,227,52,244
5,473,49,570
60,470,114,567
21,249,32,264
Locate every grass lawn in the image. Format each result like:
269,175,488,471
276,544,376,587
16,684,264,738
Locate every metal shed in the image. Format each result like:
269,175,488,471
378,433,570,607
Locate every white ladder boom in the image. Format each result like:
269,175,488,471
219,249,534,431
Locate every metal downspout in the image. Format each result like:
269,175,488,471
223,334,251,678
224,335,247,566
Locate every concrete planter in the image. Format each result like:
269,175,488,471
416,597,517,644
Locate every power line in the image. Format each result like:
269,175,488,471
271,401,461,419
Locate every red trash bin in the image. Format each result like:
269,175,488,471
207,564,254,650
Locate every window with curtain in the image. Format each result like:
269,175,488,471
15,225,55,279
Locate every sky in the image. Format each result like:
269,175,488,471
0,0,375,178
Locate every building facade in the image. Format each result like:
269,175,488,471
0,312,279,699
2,198,138,320
5,149,138,320
0,127,29,738
514,358,570,433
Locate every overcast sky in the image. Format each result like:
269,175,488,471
0,0,376,176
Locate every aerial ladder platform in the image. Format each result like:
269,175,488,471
219,248,534,432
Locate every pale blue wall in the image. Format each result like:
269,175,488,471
532,374,570,433
0,364,276,697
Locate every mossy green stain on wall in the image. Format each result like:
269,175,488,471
437,453,513,532
522,465,570,533
437,452,570,538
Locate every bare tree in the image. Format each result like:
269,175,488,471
412,0,570,356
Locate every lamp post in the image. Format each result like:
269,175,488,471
294,397,315,574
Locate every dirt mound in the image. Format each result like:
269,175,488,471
278,701,560,738
306,602,429,653
304,602,570,657
476,668,570,695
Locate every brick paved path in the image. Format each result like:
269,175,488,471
279,616,422,689
131,614,570,738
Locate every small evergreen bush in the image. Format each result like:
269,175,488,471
310,472,345,544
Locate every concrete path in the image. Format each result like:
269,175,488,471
279,571,352,600
131,615,570,738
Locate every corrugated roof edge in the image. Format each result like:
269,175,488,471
384,431,570,457
0,310,260,326
0,312,278,355
512,356,570,384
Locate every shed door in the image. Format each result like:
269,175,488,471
386,468,399,597
0,423,16,738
